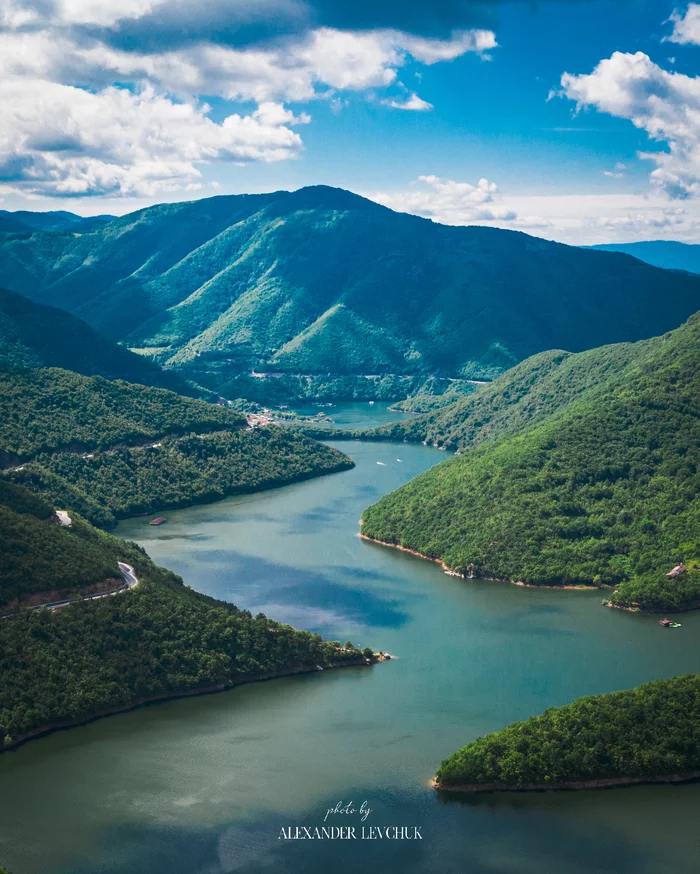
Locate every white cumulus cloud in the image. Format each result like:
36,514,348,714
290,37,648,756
0,82,308,197
366,182,700,245
371,175,533,226
559,51,700,199
55,0,160,26
381,93,433,111
666,3,700,44
389,29,497,63
0,2,496,197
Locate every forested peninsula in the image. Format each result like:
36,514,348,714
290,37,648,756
360,313,700,612
434,675,700,792
1,367,353,527
0,480,377,748
0,346,369,748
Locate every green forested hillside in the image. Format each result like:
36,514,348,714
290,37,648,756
0,213,31,233
0,286,204,396
435,674,700,790
0,483,369,744
361,314,700,611
388,378,479,412
364,339,658,449
0,367,352,526
8,428,353,528
1,187,698,390
216,372,436,405
0,367,243,460
0,209,114,232
0,485,129,607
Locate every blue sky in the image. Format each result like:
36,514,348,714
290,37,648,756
1,0,699,243
216,0,680,193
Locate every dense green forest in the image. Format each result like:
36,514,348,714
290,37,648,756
0,484,371,744
361,314,700,611
1,186,698,392
0,479,157,608
388,378,478,412
0,366,243,460
362,340,658,449
0,286,204,397
7,428,353,528
0,485,134,608
435,674,700,789
212,372,433,405
0,208,113,232
0,366,353,526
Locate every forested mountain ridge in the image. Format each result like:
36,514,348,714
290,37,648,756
0,209,114,233
0,366,245,461
0,286,207,397
7,425,353,528
1,367,353,527
361,312,700,611
0,481,373,745
1,186,699,388
360,335,660,450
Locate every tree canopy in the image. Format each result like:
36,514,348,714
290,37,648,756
361,313,700,611
0,483,372,744
435,674,700,788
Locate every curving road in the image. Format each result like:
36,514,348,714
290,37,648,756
0,563,139,619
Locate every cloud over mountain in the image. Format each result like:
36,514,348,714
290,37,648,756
373,175,544,228
0,0,496,197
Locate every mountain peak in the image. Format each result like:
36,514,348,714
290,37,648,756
279,185,385,213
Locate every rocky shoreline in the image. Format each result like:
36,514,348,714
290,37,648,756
603,599,700,614
1,656,384,753
359,534,599,590
431,770,700,793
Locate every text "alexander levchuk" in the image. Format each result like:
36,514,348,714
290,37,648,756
279,826,422,840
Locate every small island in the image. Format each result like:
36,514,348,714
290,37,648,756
433,674,700,793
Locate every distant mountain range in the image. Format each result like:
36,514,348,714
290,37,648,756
0,210,114,234
589,241,700,275
0,187,699,387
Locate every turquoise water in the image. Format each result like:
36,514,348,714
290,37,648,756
1,404,699,873
291,399,416,429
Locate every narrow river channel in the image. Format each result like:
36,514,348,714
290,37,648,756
1,403,699,874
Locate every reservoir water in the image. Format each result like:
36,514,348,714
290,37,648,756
1,403,699,873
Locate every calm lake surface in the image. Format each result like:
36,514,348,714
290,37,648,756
2,402,700,874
